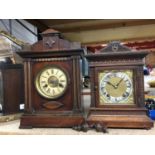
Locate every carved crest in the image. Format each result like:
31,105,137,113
100,41,132,53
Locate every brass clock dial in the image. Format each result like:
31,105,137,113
99,70,134,105
35,66,68,99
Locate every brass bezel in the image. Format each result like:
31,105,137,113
35,65,69,99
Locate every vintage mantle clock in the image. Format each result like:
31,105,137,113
17,29,84,128
86,41,153,129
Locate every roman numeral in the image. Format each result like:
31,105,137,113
60,80,65,83
46,71,50,76
101,86,105,90
51,69,54,74
59,74,63,78
59,83,64,88
41,81,46,83
123,92,129,98
127,84,131,88
115,98,118,102
103,92,106,95
126,82,131,87
106,94,110,98
52,89,55,95
43,84,48,88
41,76,47,78
55,70,59,75
47,88,50,94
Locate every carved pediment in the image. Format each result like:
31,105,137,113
31,28,81,51
100,41,132,53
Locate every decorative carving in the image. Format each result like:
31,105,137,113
89,58,143,67
43,101,63,110
92,58,142,64
31,28,81,51
45,39,56,48
101,41,132,53
73,122,108,133
32,57,71,62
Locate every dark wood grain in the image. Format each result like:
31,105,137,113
0,64,24,115
31,29,81,51
20,113,84,128
17,29,85,128
86,42,153,129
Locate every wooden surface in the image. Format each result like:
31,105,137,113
0,119,155,135
0,113,22,122
0,64,24,115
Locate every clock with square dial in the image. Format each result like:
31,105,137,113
99,70,134,105
86,41,153,129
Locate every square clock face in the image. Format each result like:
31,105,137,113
99,69,134,105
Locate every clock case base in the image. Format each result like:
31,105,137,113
87,108,153,129
19,112,84,128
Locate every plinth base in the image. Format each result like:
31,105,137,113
19,112,84,129
87,108,154,129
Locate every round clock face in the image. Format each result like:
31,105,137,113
35,66,68,99
99,70,134,104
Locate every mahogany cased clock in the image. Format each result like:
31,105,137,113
17,29,85,128
86,41,153,129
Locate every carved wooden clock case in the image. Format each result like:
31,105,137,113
86,42,153,129
17,29,84,128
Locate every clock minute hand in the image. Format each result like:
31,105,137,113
115,77,124,88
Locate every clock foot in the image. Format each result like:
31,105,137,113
72,122,89,132
94,123,108,133
73,122,108,133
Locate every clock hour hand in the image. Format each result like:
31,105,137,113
107,81,116,88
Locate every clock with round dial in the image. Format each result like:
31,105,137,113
99,70,134,105
35,66,68,99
